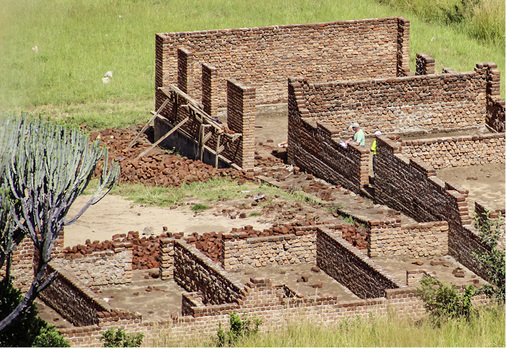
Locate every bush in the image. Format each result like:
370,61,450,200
101,327,144,347
473,212,505,303
216,312,262,347
0,277,69,347
417,276,475,325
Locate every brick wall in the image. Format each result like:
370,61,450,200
40,263,114,326
316,227,401,298
374,135,471,226
222,231,316,272
288,78,369,193
369,219,449,258
155,17,409,108
402,133,505,169
483,62,505,132
154,78,255,170
287,65,496,136
51,243,133,287
173,240,246,305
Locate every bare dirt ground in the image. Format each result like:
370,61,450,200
43,107,503,329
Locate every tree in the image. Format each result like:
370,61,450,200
0,114,120,333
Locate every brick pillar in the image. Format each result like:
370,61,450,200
159,238,174,280
177,47,194,94
202,63,218,118
155,34,165,110
478,62,505,132
415,53,435,75
396,17,411,77
226,79,256,170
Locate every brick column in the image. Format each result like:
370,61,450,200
159,238,174,280
396,17,411,77
226,79,256,170
202,63,218,118
415,53,435,75
177,47,194,94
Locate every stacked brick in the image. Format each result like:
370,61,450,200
223,232,316,272
316,227,401,299
402,133,505,169
156,18,409,108
288,68,489,136
173,241,246,305
415,53,435,75
53,240,133,287
369,220,449,257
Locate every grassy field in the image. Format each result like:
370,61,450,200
0,0,504,130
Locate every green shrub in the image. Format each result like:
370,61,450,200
473,212,505,303
101,327,143,347
32,325,70,347
417,276,475,325
216,312,262,347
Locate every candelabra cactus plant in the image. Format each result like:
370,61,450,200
0,114,120,332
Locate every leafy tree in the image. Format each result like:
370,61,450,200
417,276,475,326
473,212,505,303
0,114,120,333
101,327,143,347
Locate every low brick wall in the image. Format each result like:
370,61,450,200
173,240,246,305
288,78,369,193
51,242,133,287
223,231,316,272
369,219,449,257
316,227,401,298
40,263,113,326
402,133,505,169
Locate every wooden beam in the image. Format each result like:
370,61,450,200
127,98,170,149
135,117,189,160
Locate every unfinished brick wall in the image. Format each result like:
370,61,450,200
155,17,410,108
173,240,245,305
51,243,133,287
402,133,505,169
154,77,255,170
287,65,494,136
288,78,369,193
40,263,114,326
368,220,449,258
374,135,471,225
483,62,505,132
222,231,316,272
316,227,401,299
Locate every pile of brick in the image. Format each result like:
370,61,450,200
340,223,369,250
90,127,257,187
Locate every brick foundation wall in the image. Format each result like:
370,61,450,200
223,231,316,272
173,240,246,305
402,133,505,169
51,244,133,287
155,17,409,108
288,78,369,193
316,227,401,298
369,220,449,258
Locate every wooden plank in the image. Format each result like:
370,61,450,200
135,117,189,160
128,98,170,149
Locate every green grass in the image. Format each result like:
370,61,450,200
0,0,503,130
198,305,505,347
190,203,209,212
101,179,318,208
